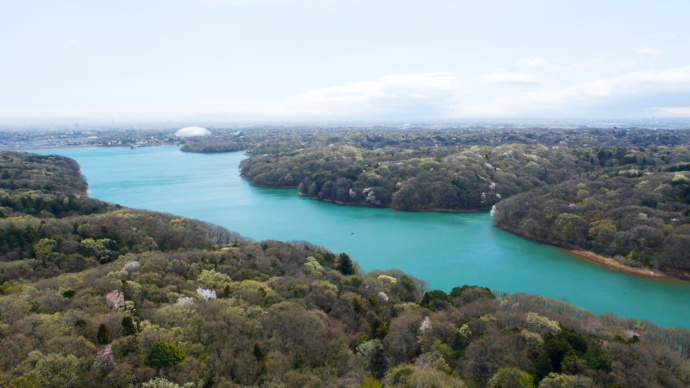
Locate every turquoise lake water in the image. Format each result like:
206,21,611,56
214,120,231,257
34,146,690,328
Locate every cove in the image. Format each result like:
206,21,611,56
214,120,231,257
34,146,690,328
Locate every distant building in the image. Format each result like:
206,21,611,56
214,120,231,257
174,126,211,138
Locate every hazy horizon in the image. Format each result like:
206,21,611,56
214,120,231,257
4,117,690,133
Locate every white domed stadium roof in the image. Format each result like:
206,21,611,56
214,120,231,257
175,126,211,138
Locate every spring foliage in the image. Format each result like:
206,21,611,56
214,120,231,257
0,150,688,387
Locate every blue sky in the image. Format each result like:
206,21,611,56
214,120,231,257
1,0,689,122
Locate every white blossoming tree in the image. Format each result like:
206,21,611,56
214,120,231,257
377,291,389,303
122,261,141,271
176,296,195,306
105,290,124,310
418,316,432,333
196,287,217,301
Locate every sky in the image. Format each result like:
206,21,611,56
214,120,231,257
1,0,689,122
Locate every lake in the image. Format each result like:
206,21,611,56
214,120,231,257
34,146,690,328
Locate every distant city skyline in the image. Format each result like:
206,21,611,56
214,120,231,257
1,0,689,122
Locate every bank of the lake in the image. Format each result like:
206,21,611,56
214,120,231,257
568,250,683,280
495,222,684,280
294,192,492,213
33,146,690,328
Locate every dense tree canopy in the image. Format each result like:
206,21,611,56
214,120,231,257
240,143,591,211
493,145,690,277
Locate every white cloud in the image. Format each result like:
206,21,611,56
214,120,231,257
165,72,461,119
654,106,690,117
562,59,604,72
514,58,547,67
454,65,690,117
275,72,459,117
563,66,690,98
617,60,637,71
481,72,541,85
636,47,663,58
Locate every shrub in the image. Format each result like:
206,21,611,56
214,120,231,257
144,341,186,368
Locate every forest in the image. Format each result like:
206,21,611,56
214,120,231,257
1,151,690,387
181,127,690,279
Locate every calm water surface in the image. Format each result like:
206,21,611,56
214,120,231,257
35,146,690,328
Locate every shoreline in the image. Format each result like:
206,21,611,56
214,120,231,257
5,143,178,152
2,143,97,151
301,194,490,213
243,178,491,213
495,223,687,281
566,249,683,281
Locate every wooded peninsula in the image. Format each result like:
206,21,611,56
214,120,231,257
180,127,690,280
